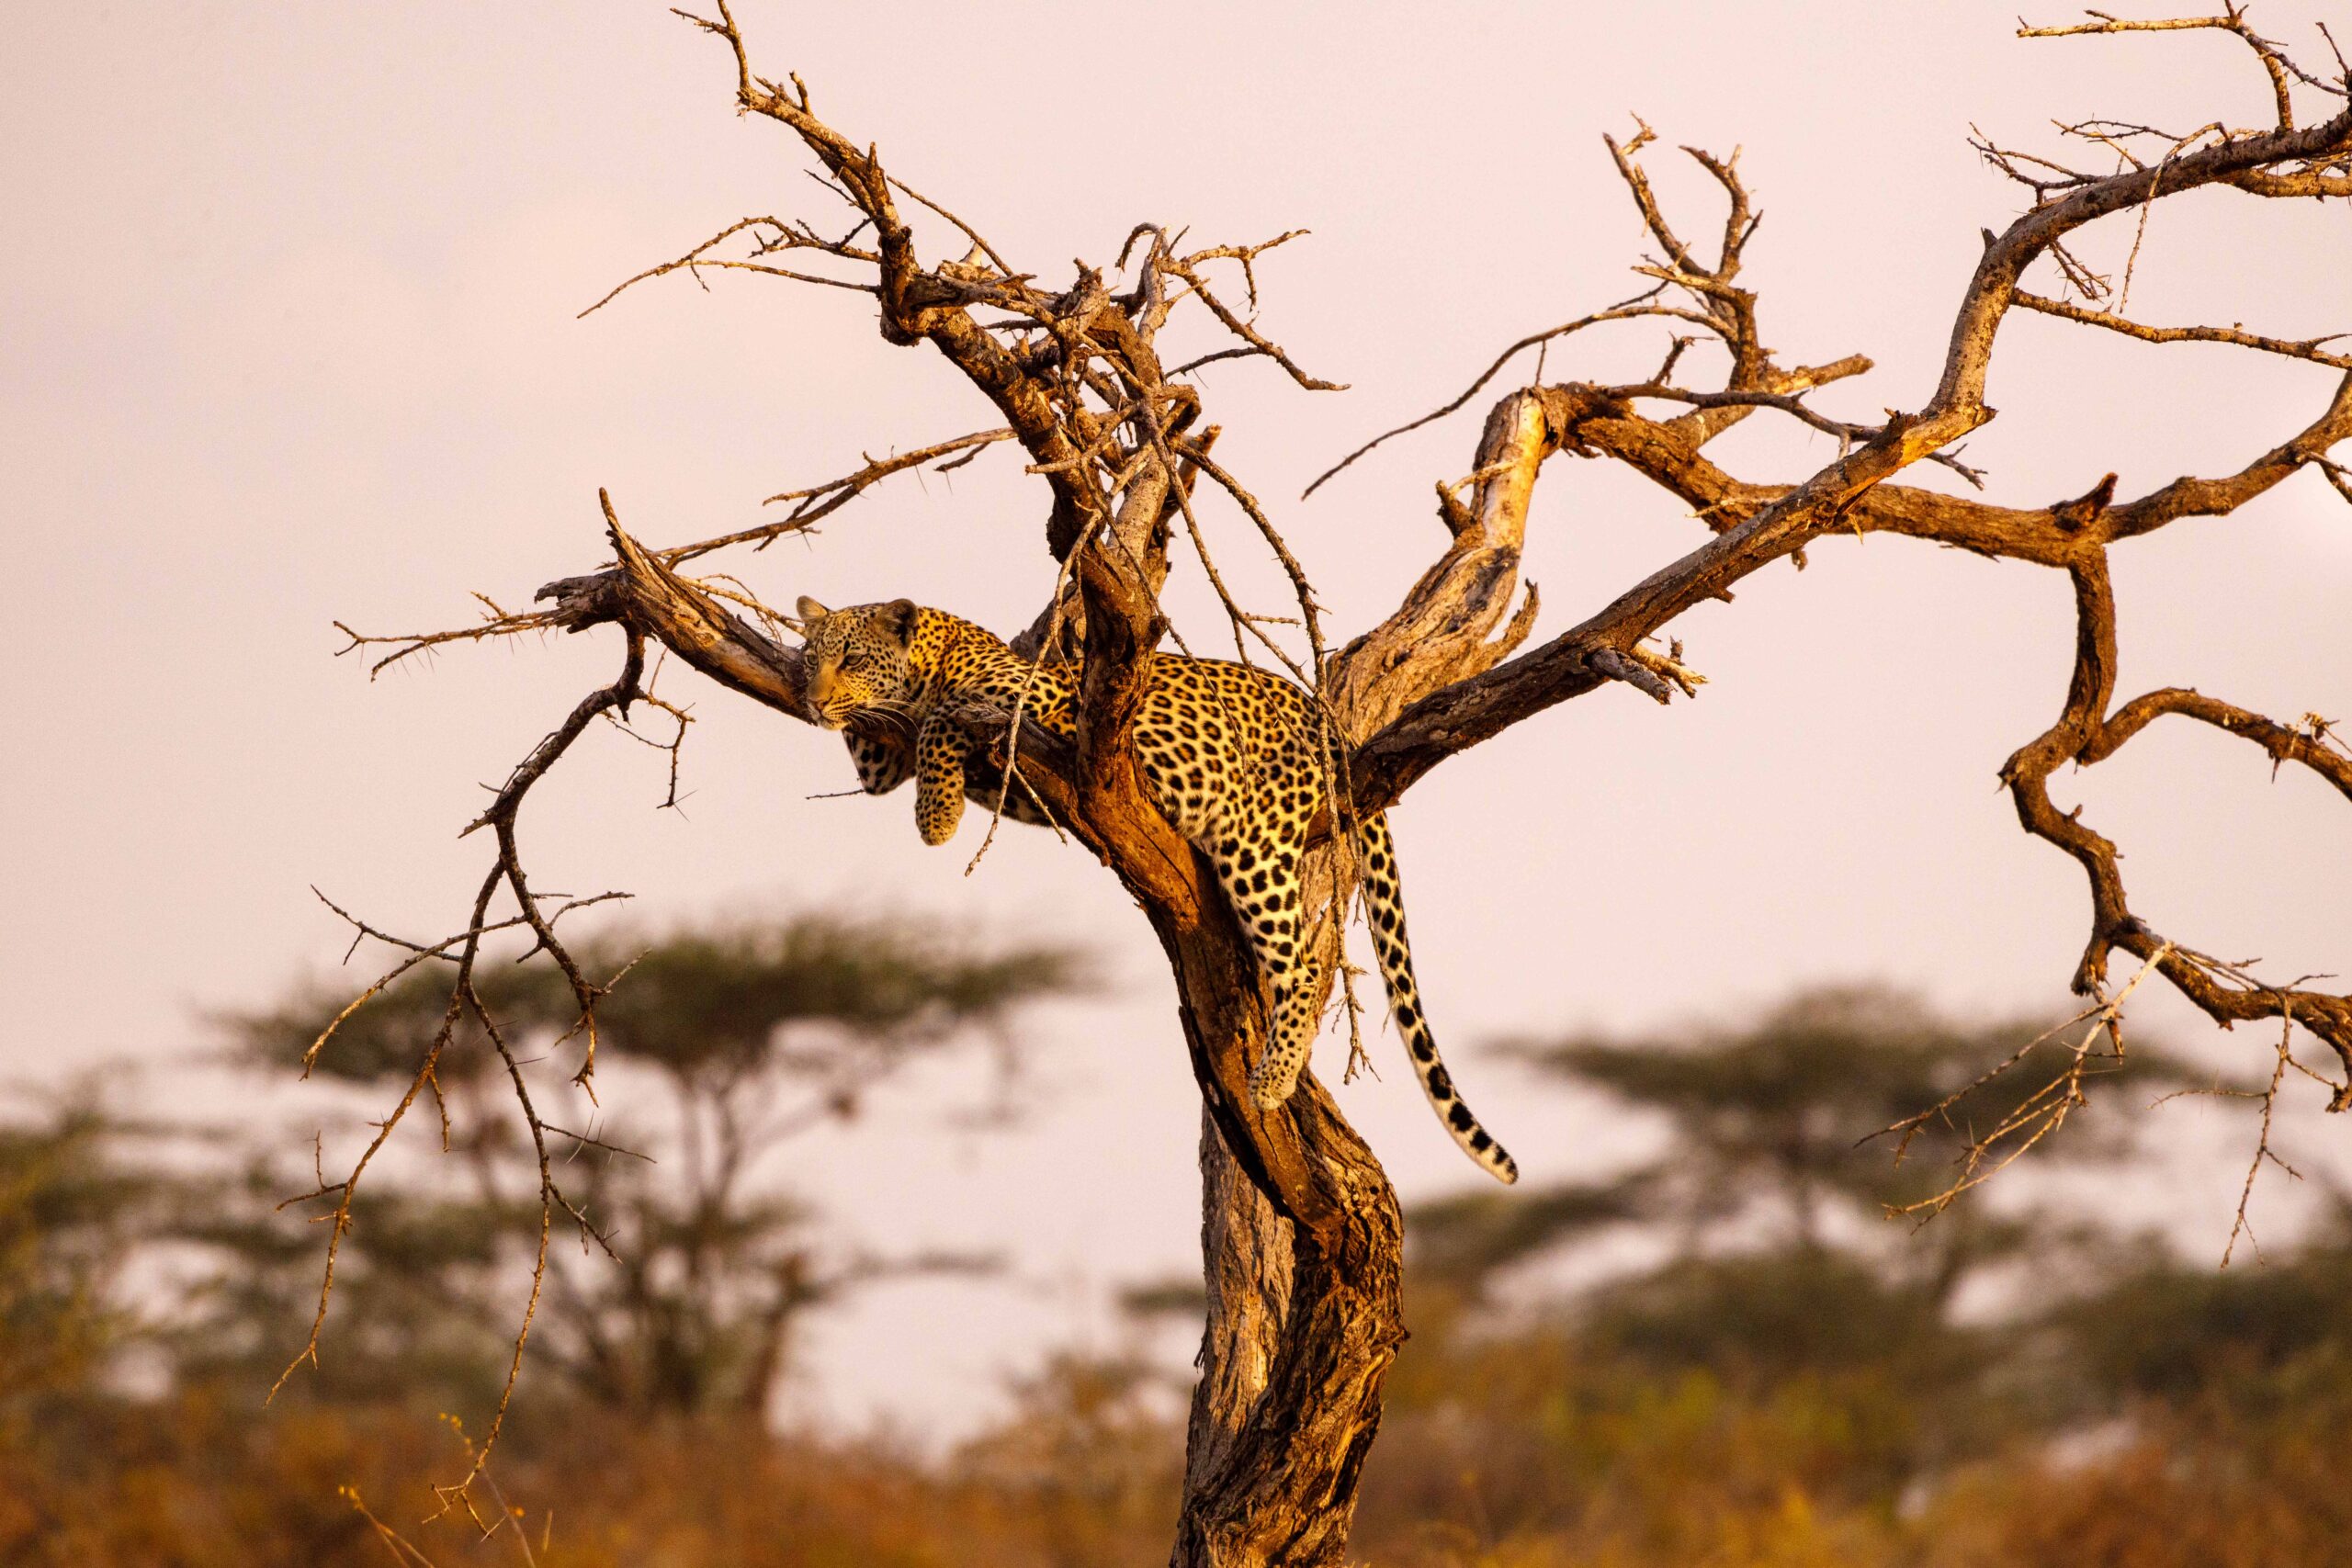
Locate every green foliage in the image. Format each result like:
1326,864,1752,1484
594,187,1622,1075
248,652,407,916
226,911,1091,1089
6,976,2346,1567
954,1351,1182,1568
1581,1249,1961,1386
1527,982,2199,1224
2045,1203,2352,1412
551,915,1090,1077
0,1099,170,1418
1364,984,2341,1564
1405,1176,1644,1300
201,910,1090,1419
1420,984,2207,1307
224,969,516,1087
169,1158,523,1416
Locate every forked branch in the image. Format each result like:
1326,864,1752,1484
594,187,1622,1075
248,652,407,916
312,9,2352,1562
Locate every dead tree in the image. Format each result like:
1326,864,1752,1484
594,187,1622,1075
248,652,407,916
309,7,2351,1562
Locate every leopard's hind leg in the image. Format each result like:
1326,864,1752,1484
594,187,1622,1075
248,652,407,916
1214,828,1325,1111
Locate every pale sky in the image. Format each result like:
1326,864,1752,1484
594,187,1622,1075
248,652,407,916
6,1,2349,1436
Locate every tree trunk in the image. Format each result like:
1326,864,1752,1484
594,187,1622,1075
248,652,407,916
1149,395,1566,1558
403,24,2352,1551
1157,916,1404,1568
536,391,1565,1564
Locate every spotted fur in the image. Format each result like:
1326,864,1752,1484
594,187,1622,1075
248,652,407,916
797,595,1518,1183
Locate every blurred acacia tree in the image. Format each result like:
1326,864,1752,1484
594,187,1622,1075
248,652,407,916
0,1097,174,1421
211,911,1088,1418
12,980,2352,1567
2045,1197,2352,1414
1411,986,2201,1308
1372,986,2222,1532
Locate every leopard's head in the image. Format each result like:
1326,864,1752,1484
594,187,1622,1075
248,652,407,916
797,596,921,730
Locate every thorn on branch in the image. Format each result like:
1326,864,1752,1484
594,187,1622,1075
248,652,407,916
1867,946,2171,1223
1303,288,1690,498
308,517,662,1496
2013,288,2352,369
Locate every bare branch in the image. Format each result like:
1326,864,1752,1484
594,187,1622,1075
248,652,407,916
2019,9,2347,124
1347,97,2352,807
334,595,561,678
653,429,1019,564
577,214,879,318
1998,553,2352,1098
1300,293,1704,497
1159,254,1347,392
320,15,2352,1561
1869,948,2170,1222
2013,288,2352,367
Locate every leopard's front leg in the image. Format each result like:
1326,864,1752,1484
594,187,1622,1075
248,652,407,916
913,714,970,845
845,727,913,795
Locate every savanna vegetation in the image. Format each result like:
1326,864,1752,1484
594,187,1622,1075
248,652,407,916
317,4,2350,1552
14,5,2345,1562
8,964,2348,1567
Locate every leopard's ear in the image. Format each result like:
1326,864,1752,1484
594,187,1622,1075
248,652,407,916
795,595,830,628
879,598,920,645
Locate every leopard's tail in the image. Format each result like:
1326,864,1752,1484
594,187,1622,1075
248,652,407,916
1355,814,1519,1184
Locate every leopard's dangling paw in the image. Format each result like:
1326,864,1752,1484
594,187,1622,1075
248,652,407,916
1246,1049,1305,1111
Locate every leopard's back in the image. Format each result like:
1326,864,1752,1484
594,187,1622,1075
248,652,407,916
843,604,1516,1182
918,619,1318,831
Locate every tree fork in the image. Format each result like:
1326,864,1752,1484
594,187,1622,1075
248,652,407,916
321,9,2352,1555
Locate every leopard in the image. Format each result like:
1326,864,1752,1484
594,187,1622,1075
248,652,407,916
796,594,1519,1184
